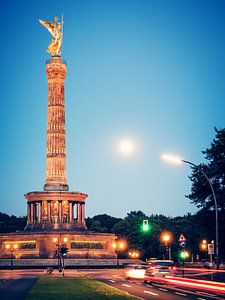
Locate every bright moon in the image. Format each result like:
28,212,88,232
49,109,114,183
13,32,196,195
118,139,135,156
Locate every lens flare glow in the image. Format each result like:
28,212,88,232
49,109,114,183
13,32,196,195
118,139,135,156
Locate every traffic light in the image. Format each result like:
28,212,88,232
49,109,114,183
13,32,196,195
179,250,189,260
61,247,69,257
142,220,151,233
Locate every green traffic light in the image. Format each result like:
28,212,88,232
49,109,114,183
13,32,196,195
180,251,185,259
179,250,188,259
142,220,151,233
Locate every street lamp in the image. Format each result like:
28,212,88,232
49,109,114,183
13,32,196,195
128,250,140,259
53,236,69,274
200,239,208,259
5,243,18,270
160,232,172,260
112,240,126,267
200,239,208,251
162,154,219,269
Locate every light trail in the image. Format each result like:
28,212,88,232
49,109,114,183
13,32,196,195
165,276,225,294
180,267,225,274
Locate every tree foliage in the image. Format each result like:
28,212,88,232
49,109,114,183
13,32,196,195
187,128,225,210
186,128,225,258
86,214,122,233
0,212,26,233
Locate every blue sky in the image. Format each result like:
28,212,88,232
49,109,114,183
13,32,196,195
1,0,225,218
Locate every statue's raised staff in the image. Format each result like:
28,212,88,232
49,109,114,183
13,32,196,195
39,16,63,55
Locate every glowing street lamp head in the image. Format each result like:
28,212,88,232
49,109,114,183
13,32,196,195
200,239,208,250
112,240,127,251
112,242,117,249
160,231,172,244
163,234,170,242
161,154,183,165
119,241,125,249
201,244,207,250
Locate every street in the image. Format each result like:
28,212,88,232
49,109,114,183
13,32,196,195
0,268,224,300
0,270,41,300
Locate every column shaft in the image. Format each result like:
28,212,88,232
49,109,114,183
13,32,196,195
44,56,69,191
38,202,42,223
77,203,81,224
69,202,73,223
81,204,85,225
58,201,62,223
47,201,51,222
72,203,74,222
30,203,34,224
27,203,31,224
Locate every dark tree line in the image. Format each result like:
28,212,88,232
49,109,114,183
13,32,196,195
86,211,224,260
0,212,26,233
1,210,223,260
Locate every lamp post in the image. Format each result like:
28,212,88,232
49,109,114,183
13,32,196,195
162,154,219,269
112,240,126,268
200,239,208,259
160,232,172,260
53,236,68,275
5,244,18,270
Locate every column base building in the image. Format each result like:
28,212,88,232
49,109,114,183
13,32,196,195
0,52,116,259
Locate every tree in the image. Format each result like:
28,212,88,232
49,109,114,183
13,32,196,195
86,214,122,233
186,128,225,259
0,212,27,233
187,128,225,210
113,211,174,260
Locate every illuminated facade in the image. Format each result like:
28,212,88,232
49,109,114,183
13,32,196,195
0,55,116,259
24,56,88,232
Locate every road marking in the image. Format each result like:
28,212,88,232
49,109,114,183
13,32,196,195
109,280,116,283
144,290,159,296
159,288,168,292
197,291,217,297
175,292,187,296
122,284,132,288
144,283,153,288
197,298,206,300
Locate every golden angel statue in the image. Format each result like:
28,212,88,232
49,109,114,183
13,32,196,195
39,16,63,55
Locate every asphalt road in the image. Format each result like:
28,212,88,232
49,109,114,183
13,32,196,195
0,270,42,300
0,268,224,300
85,269,225,300
0,278,37,300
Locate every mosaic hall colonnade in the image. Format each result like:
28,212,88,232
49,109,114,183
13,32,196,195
25,191,87,230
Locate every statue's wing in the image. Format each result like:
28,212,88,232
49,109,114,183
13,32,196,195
39,19,55,37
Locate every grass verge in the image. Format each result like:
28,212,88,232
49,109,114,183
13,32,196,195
25,277,141,300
